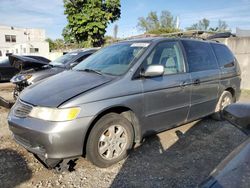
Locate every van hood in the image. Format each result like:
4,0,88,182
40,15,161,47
19,70,114,107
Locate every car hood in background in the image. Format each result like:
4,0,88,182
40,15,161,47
20,70,114,107
9,55,49,71
200,137,250,188
24,66,65,84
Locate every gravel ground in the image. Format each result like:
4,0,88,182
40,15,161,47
0,85,249,188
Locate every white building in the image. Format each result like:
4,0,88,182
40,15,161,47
236,28,250,37
0,25,49,58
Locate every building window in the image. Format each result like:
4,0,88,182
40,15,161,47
5,35,10,42
12,35,16,42
30,48,39,53
5,35,16,43
23,48,26,53
0,51,2,57
16,49,18,54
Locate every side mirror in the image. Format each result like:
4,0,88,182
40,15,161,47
223,103,250,134
69,62,78,68
142,65,164,78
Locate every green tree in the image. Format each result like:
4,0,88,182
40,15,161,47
217,20,230,32
62,26,75,43
209,20,230,32
45,38,56,52
160,10,177,29
186,18,210,30
45,38,66,51
137,10,179,34
63,0,121,47
54,39,65,50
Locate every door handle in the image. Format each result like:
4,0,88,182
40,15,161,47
180,81,189,88
193,79,200,86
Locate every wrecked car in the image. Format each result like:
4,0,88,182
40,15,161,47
10,49,98,99
0,55,50,82
201,103,250,188
8,38,241,171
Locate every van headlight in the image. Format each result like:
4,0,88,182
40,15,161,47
29,107,81,121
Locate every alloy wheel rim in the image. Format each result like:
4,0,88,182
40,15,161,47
98,125,128,160
221,96,232,109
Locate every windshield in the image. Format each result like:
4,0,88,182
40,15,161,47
50,52,79,66
73,42,150,76
0,58,9,65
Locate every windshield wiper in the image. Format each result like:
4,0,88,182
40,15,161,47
78,68,103,75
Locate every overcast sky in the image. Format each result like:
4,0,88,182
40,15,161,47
0,0,250,39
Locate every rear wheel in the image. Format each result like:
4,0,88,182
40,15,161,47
86,113,134,168
212,91,233,120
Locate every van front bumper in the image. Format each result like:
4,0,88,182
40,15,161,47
8,111,93,161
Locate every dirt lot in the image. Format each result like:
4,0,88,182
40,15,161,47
0,85,250,188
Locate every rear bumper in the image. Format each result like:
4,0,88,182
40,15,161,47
8,110,93,160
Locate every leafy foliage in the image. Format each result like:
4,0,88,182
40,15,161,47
63,0,121,47
62,26,75,44
211,20,230,32
187,18,230,32
137,10,180,34
186,18,210,31
46,38,65,51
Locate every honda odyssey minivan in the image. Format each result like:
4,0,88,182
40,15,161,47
8,38,241,170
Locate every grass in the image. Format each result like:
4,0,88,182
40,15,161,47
241,89,250,96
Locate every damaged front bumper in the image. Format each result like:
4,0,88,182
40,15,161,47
0,96,14,109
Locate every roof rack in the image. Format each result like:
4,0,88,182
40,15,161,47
127,30,235,42
160,30,235,42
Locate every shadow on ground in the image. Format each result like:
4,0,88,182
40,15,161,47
111,118,247,188
0,149,32,188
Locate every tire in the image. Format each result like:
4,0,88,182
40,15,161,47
86,113,134,168
212,91,233,121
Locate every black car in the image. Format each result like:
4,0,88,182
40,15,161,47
10,48,98,99
201,103,250,188
0,56,50,82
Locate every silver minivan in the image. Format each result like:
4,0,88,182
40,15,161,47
8,38,241,170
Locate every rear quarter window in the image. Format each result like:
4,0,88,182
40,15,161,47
211,43,235,68
182,40,218,72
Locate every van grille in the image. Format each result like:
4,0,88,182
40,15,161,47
13,100,33,118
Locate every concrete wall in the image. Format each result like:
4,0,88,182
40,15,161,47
218,37,250,89
48,52,63,61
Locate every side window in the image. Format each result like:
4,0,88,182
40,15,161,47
212,43,235,68
143,41,185,75
182,40,218,72
75,54,91,63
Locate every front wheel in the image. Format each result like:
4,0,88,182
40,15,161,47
86,113,134,168
212,91,233,120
